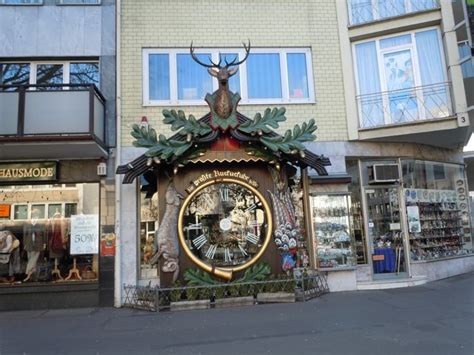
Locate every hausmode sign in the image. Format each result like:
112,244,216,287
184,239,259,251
0,162,57,183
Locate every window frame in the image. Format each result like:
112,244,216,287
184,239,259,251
57,0,100,5
0,0,43,5
0,60,100,87
142,47,315,106
352,26,449,128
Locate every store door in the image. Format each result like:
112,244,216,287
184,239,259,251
364,186,407,278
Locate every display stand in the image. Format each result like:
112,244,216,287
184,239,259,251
52,258,63,281
65,258,82,281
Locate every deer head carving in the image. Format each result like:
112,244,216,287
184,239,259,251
190,41,250,120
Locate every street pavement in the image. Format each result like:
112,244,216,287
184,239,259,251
0,272,473,355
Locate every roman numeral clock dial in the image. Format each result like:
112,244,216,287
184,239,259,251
178,178,273,280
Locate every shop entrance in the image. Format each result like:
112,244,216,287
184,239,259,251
364,186,406,278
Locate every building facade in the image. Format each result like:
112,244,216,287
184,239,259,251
115,0,474,307
0,0,116,310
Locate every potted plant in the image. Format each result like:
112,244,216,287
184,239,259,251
169,284,211,311
257,275,295,304
215,283,254,308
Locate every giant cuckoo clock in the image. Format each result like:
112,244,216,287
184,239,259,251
117,41,331,286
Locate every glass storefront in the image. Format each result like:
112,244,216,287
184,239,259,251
402,160,473,260
310,194,356,269
343,159,473,277
0,183,100,285
139,182,159,280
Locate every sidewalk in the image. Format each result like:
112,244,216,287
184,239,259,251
0,272,473,355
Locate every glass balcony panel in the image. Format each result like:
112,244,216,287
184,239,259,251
24,91,90,134
94,95,105,142
0,92,18,135
348,0,439,26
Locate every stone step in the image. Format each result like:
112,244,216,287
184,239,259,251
357,276,428,290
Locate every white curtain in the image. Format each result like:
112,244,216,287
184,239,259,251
247,53,282,99
415,29,448,118
355,41,384,127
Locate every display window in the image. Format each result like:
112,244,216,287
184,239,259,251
402,160,473,261
347,160,367,264
310,194,357,269
139,185,159,280
0,183,100,285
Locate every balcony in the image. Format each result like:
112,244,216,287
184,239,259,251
348,0,440,26
355,82,471,148
0,84,106,159
357,82,453,128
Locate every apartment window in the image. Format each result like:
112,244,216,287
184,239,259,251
348,0,439,26
143,48,315,105
354,28,451,128
458,41,474,79
0,64,30,87
0,0,42,4
57,0,100,4
0,61,99,90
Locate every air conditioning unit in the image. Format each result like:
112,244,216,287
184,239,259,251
368,164,399,184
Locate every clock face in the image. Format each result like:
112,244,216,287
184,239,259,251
178,178,272,274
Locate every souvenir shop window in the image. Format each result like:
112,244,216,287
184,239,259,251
310,194,357,269
139,179,159,280
346,159,367,264
402,160,473,261
0,183,100,285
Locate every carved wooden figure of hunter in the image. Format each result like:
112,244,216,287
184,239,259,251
190,41,250,130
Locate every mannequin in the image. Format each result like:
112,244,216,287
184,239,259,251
49,209,64,280
23,209,46,282
0,230,20,283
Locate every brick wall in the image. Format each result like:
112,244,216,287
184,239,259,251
120,0,347,146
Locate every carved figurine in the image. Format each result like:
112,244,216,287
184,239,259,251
190,41,250,130
150,183,182,282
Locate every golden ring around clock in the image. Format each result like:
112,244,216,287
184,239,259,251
177,177,273,281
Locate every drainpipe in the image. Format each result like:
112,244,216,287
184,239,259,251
114,0,122,308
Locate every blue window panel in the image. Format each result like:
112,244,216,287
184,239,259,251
0,63,30,87
177,53,212,100
70,63,99,86
377,0,406,19
220,53,240,94
149,54,170,101
461,59,474,78
380,34,411,49
287,53,309,99
247,53,282,99
350,0,374,25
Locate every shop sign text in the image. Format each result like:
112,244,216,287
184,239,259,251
70,214,99,255
188,170,259,192
0,162,57,183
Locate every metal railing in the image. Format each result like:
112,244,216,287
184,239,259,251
348,0,440,26
123,272,329,312
0,84,106,145
356,82,453,129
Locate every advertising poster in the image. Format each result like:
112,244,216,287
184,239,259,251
70,214,99,255
406,206,421,233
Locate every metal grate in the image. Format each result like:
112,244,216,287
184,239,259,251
356,82,453,129
123,272,329,312
123,284,158,312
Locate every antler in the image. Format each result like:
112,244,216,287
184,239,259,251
225,40,251,68
190,41,222,68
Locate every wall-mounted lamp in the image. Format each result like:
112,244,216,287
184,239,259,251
97,161,107,177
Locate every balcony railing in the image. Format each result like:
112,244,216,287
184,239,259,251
356,82,453,129
0,84,105,145
348,0,440,26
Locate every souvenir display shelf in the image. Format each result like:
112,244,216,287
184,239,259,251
405,187,473,261
310,194,356,269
